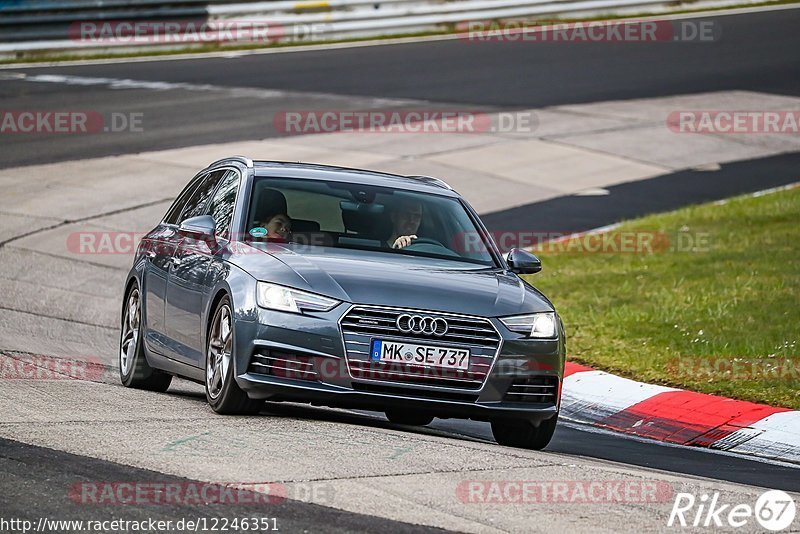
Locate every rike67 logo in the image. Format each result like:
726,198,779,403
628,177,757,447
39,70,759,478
668,490,796,531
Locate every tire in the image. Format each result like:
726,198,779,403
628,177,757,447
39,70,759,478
385,409,434,426
119,283,172,392
491,415,558,450
205,296,262,415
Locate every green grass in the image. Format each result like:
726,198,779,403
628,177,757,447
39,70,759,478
526,185,800,409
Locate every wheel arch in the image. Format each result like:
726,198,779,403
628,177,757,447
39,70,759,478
206,287,232,336
203,264,259,382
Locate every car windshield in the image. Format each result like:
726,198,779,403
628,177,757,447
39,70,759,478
246,176,498,267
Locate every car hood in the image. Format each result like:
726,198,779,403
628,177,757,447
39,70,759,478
232,244,554,317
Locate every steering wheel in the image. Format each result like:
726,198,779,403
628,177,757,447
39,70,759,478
405,237,447,248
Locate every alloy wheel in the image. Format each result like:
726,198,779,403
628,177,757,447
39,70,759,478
207,303,233,399
120,288,140,376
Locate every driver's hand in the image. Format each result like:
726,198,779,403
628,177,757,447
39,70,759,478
392,235,418,249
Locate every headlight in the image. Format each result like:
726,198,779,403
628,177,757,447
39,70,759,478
500,312,557,338
256,282,340,314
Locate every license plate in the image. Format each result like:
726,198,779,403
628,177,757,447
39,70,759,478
370,339,470,370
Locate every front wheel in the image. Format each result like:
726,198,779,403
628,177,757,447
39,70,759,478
119,283,172,392
385,409,434,426
205,296,262,415
491,415,558,450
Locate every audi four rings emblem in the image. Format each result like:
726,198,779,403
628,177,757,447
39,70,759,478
396,314,448,336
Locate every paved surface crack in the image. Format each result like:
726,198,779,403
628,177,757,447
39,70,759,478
0,306,116,330
541,120,664,140
0,197,172,249
2,246,126,271
265,463,559,485
0,209,61,221
541,136,675,171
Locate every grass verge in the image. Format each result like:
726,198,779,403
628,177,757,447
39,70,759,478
526,185,800,409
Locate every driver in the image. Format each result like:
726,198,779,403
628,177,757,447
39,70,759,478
387,198,423,249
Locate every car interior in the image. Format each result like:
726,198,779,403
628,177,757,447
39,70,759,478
250,185,430,246
244,179,493,265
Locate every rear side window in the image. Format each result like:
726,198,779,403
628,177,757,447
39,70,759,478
205,170,240,239
283,189,345,232
163,174,205,225
178,170,226,222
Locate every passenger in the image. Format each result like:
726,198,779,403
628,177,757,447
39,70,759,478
260,213,292,242
387,198,423,249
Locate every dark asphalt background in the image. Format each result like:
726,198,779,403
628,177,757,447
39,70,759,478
11,10,800,105
0,437,444,533
0,8,798,168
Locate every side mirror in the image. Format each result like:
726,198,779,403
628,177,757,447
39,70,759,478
179,215,217,243
506,248,542,274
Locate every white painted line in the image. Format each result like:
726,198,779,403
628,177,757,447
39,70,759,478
531,180,800,251
714,181,800,204
574,188,610,196
527,222,622,251
3,72,429,106
691,162,722,172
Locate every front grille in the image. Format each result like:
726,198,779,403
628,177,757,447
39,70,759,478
248,349,317,381
340,306,501,390
503,376,559,403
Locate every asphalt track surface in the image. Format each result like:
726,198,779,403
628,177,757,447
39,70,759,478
481,151,800,232
1,6,799,531
0,437,443,533
1,8,799,168
12,9,800,105
430,417,800,492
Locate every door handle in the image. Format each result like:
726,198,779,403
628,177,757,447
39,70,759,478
171,256,182,266
144,250,156,259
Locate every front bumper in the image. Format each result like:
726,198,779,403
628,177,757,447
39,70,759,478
233,304,565,423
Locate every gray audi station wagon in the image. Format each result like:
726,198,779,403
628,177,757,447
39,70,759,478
120,156,565,449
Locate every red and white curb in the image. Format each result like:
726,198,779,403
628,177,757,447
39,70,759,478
561,362,800,464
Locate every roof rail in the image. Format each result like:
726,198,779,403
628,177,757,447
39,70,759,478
207,155,254,169
405,175,453,190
